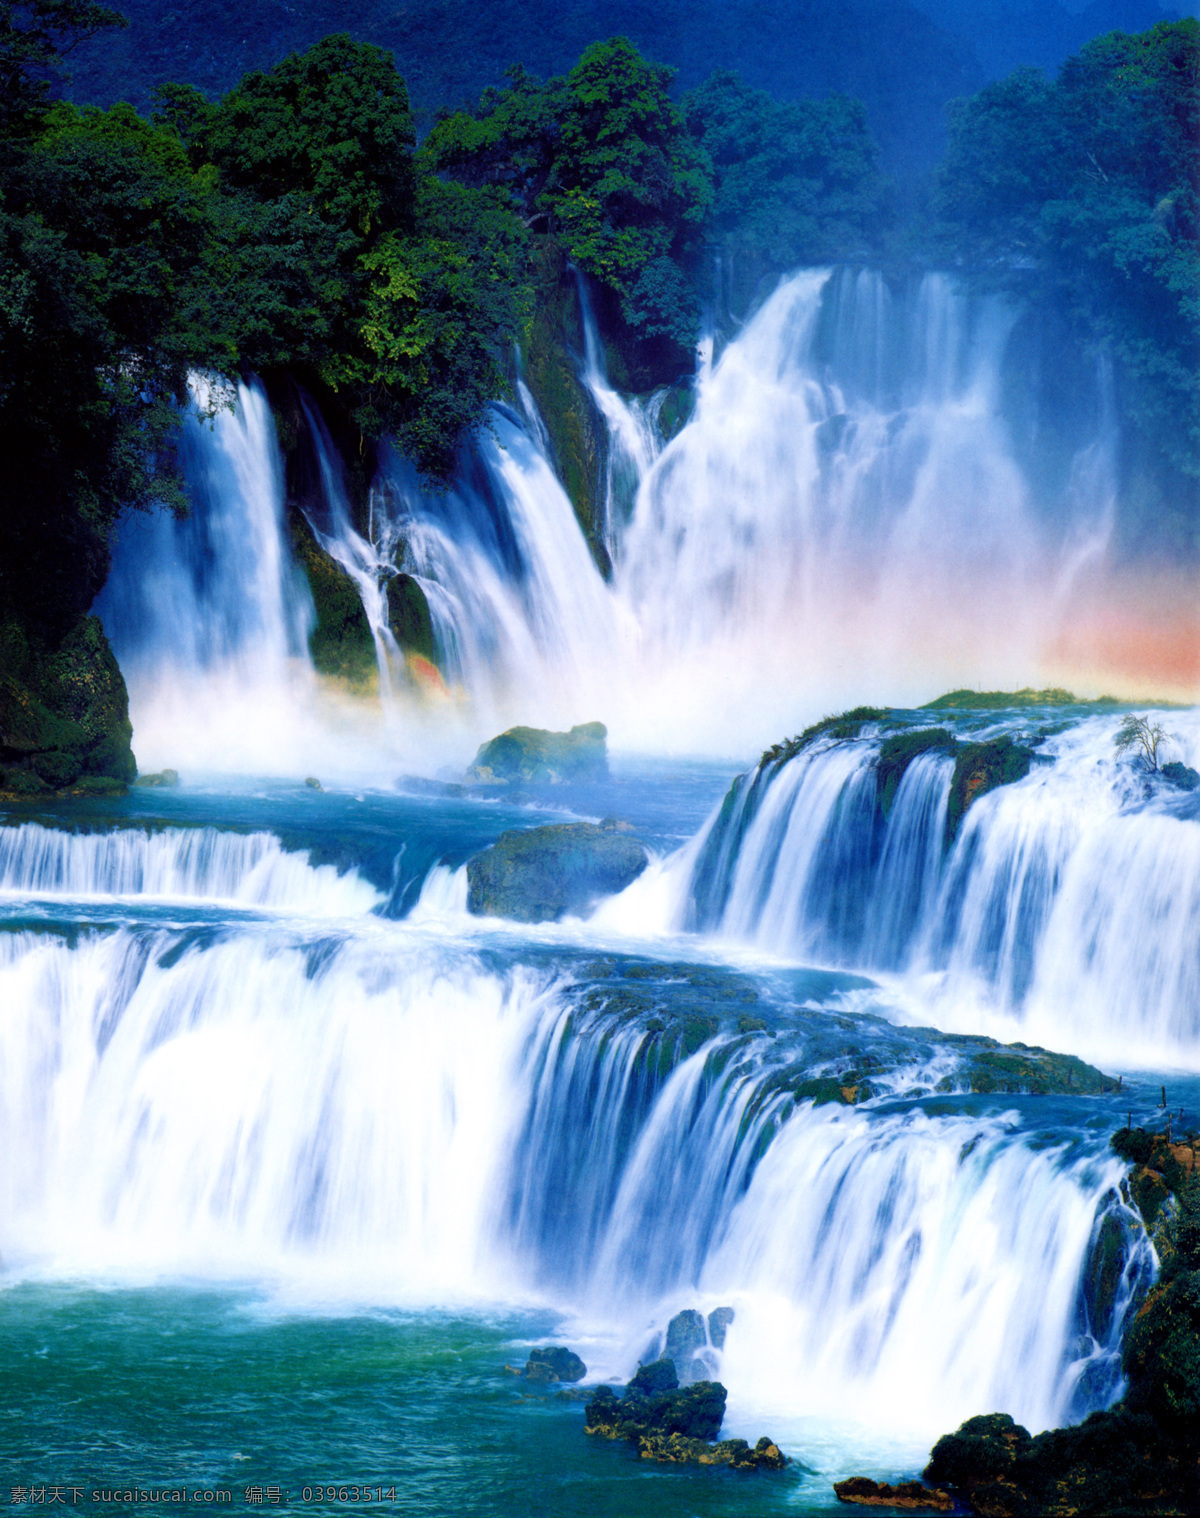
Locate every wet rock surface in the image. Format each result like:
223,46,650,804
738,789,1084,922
522,1346,586,1383
466,820,647,922
584,1358,785,1471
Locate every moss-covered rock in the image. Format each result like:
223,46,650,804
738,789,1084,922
385,573,436,667
761,707,889,768
288,514,377,688
876,728,956,816
585,1360,785,1471
466,820,647,923
945,735,1034,843
467,721,609,785
0,614,135,797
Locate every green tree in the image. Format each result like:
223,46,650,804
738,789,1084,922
1113,712,1175,772
427,37,712,383
937,21,1200,477
0,95,214,632
683,70,885,270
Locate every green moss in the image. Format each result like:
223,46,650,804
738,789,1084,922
520,239,609,575
945,736,1034,843
761,707,890,768
288,514,377,688
656,383,695,441
385,573,436,666
0,613,134,794
876,728,956,816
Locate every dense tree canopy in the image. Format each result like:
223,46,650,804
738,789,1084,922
938,19,1200,476
427,38,711,379
0,8,1195,654
683,70,884,270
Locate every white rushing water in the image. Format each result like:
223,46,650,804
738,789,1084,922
0,911,1146,1441
96,267,1136,774
0,823,381,914
677,708,1200,1068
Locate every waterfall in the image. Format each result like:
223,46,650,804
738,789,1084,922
368,408,620,734
683,708,1200,1067
95,266,1135,772
0,918,1147,1439
0,823,381,915
92,379,375,778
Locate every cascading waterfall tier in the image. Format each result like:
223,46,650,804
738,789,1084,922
0,916,1146,1440
683,706,1200,1067
0,822,381,915
95,266,1138,773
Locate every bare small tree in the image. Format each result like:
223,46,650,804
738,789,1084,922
1114,713,1174,773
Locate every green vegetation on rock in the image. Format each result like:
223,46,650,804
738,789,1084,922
0,614,135,796
944,735,1034,843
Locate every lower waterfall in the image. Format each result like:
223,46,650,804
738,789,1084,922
0,901,1149,1440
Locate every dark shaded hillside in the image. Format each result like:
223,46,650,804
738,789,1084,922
64,0,980,176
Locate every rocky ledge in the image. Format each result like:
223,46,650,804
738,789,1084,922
585,1358,786,1471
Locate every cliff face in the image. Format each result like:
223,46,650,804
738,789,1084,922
0,614,136,797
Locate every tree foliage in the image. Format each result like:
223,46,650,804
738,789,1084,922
937,20,1200,476
1113,712,1175,772
426,37,712,380
682,70,884,269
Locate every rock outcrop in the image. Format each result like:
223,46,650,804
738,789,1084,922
466,820,647,922
585,1358,785,1471
466,722,609,785
0,615,135,797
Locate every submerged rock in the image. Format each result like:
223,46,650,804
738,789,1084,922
584,1358,785,1472
466,821,647,923
522,1346,586,1384
466,722,609,785
640,1433,786,1470
833,1477,952,1510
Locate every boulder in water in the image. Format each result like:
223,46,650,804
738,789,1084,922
1162,761,1200,791
466,821,647,923
664,1309,706,1364
522,1346,586,1383
585,1359,785,1471
466,722,609,785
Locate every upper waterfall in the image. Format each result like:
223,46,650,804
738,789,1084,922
96,270,1135,771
